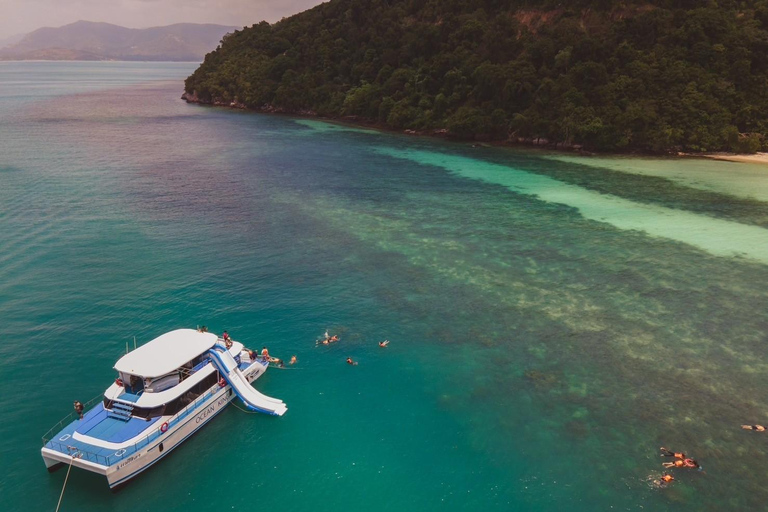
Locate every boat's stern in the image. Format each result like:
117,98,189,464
41,445,108,475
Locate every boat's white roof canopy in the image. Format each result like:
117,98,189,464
114,329,217,378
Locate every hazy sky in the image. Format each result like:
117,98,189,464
0,0,326,39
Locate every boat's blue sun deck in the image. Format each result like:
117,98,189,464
76,404,160,442
44,404,160,466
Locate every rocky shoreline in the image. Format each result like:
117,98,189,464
180,91,597,155
181,91,768,163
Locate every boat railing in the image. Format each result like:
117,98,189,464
42,381,224,467
41,393,103,447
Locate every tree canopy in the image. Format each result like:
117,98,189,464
185,0,768,152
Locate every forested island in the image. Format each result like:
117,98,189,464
184,1,768,153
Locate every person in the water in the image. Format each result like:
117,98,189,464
379,340,389,347
683,458,700,469
658,473,675,486
320,331,338,344
289,355,297,365
662,458,699,469
346,357,357,365
660,447,685,459
742,424,767,432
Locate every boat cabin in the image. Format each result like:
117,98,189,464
104,329,243,419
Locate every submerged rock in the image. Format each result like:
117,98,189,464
524,369,560,389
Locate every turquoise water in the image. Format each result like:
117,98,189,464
2,62,768,511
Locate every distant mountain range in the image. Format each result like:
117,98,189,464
0,21,238,61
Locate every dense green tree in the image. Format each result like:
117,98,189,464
185,0,768,152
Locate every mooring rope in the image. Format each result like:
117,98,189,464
55,450,80,512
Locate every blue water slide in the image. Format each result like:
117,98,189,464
207,348,287,416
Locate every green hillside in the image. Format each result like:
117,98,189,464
184,1,768,152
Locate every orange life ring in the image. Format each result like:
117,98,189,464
219,378,227,388
160,422,169,433
115,378,123,387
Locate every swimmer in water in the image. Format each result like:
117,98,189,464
346,357,357,365
683,458,701,469
742,424,767,432
657,473,675,487
660,447,685,459
290,355,297,365
379,340,389,347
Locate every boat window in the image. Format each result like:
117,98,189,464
132,405,165,419
146,372,181,393
119,373,144,394
110,371,220,419
162,372,219,415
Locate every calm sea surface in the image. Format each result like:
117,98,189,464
2,62,768,512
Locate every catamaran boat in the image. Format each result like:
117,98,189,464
41,328,286,489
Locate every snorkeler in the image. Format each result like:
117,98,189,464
379,340,390,347
658,473,675,486
660,447,685,459
662,459,700,469
683,458,700,469
346,357,357,366
742,424,767,432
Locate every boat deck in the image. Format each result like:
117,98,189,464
44,404,161,466
43,357,268,467
76,404,160,443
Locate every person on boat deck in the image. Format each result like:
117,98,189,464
261,347,269,361
660,447,685,459
222,330,232,348
73,400,84,420
742,424,767,432
290,355,297,365
379,340,389,347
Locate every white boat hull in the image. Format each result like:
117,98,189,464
42,385,233,488
42,358,270,489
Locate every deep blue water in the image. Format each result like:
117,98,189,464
2,61,768,512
